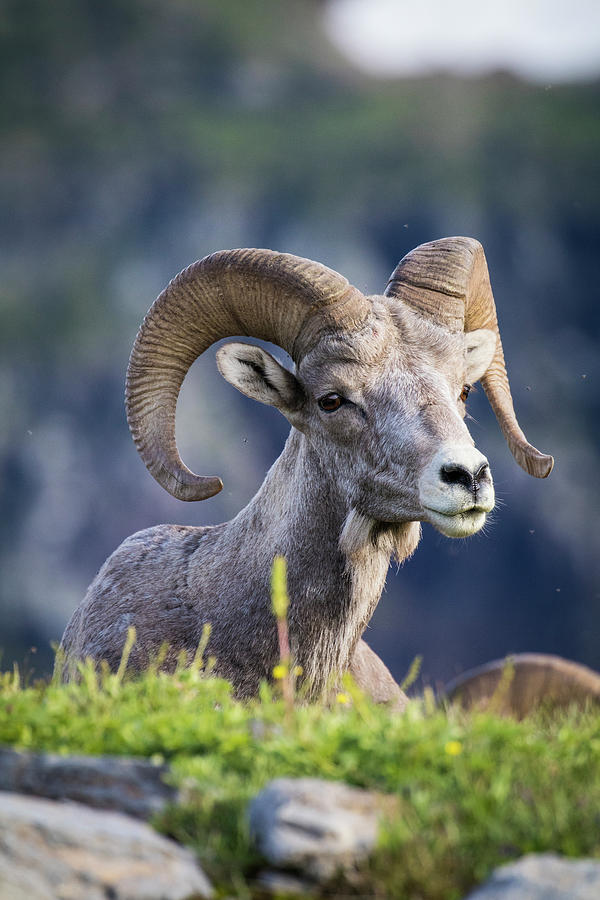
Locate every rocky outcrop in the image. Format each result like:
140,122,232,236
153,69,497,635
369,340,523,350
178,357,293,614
0,747,175,819
464,853,600,900
249,776,395,884
0,791,213,900
249,778,600,899
1,759,599,899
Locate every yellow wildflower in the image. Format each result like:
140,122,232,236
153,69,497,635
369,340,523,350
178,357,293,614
445,740,463,756
272,664,288,680
336,692,350,705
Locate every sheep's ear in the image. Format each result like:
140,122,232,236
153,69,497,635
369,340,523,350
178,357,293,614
216,342,304,413
464,329,496,383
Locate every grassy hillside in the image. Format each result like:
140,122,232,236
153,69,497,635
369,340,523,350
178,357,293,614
1,654,599,898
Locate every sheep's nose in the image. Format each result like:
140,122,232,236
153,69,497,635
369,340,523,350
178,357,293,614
440,462,490,494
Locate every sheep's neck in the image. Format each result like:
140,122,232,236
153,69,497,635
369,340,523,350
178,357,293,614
223,429,418,692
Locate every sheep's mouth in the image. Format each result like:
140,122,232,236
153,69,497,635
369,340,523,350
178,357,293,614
423,506,488,538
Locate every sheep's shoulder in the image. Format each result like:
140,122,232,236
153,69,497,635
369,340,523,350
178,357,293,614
60,524,215,674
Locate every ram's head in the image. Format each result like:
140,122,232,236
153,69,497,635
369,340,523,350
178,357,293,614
126,238,552,539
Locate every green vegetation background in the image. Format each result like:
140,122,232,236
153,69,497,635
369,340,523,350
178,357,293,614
1,0,599,685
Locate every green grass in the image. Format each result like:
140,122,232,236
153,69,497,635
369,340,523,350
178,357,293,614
1,656,599,899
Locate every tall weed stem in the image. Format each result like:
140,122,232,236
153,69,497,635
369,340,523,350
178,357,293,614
271,555,294,721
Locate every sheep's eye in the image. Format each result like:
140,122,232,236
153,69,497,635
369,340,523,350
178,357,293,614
318,392,344,412
460,384,472,403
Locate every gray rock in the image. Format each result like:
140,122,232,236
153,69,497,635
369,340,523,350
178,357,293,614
0,791,213,899
0,747,176,819
254,869,317,896
249,777,392,882
464,853,600,900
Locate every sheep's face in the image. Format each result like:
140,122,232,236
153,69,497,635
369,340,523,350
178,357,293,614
216,297,496,539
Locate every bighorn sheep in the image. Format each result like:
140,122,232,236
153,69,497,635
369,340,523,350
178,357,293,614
60,237,554,705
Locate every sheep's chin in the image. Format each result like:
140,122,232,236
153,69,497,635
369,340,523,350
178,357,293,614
424,507,487,538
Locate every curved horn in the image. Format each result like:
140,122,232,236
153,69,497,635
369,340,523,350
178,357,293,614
384,237,553,478
126,248,369,501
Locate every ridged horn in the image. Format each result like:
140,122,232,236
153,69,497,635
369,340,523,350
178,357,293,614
126,248,369,501
385,237,553,478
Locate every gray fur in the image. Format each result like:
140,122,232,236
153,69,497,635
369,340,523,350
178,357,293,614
60,296,496,701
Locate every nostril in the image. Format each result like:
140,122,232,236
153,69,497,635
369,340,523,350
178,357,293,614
440,463,475,492
474,463,490,485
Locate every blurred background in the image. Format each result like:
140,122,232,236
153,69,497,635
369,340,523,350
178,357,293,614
2,0,599,688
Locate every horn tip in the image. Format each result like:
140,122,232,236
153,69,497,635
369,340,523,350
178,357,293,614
527,451,554,479
156,464,224,501
539,454,554,478
177,475,224,502
514,445,554,479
